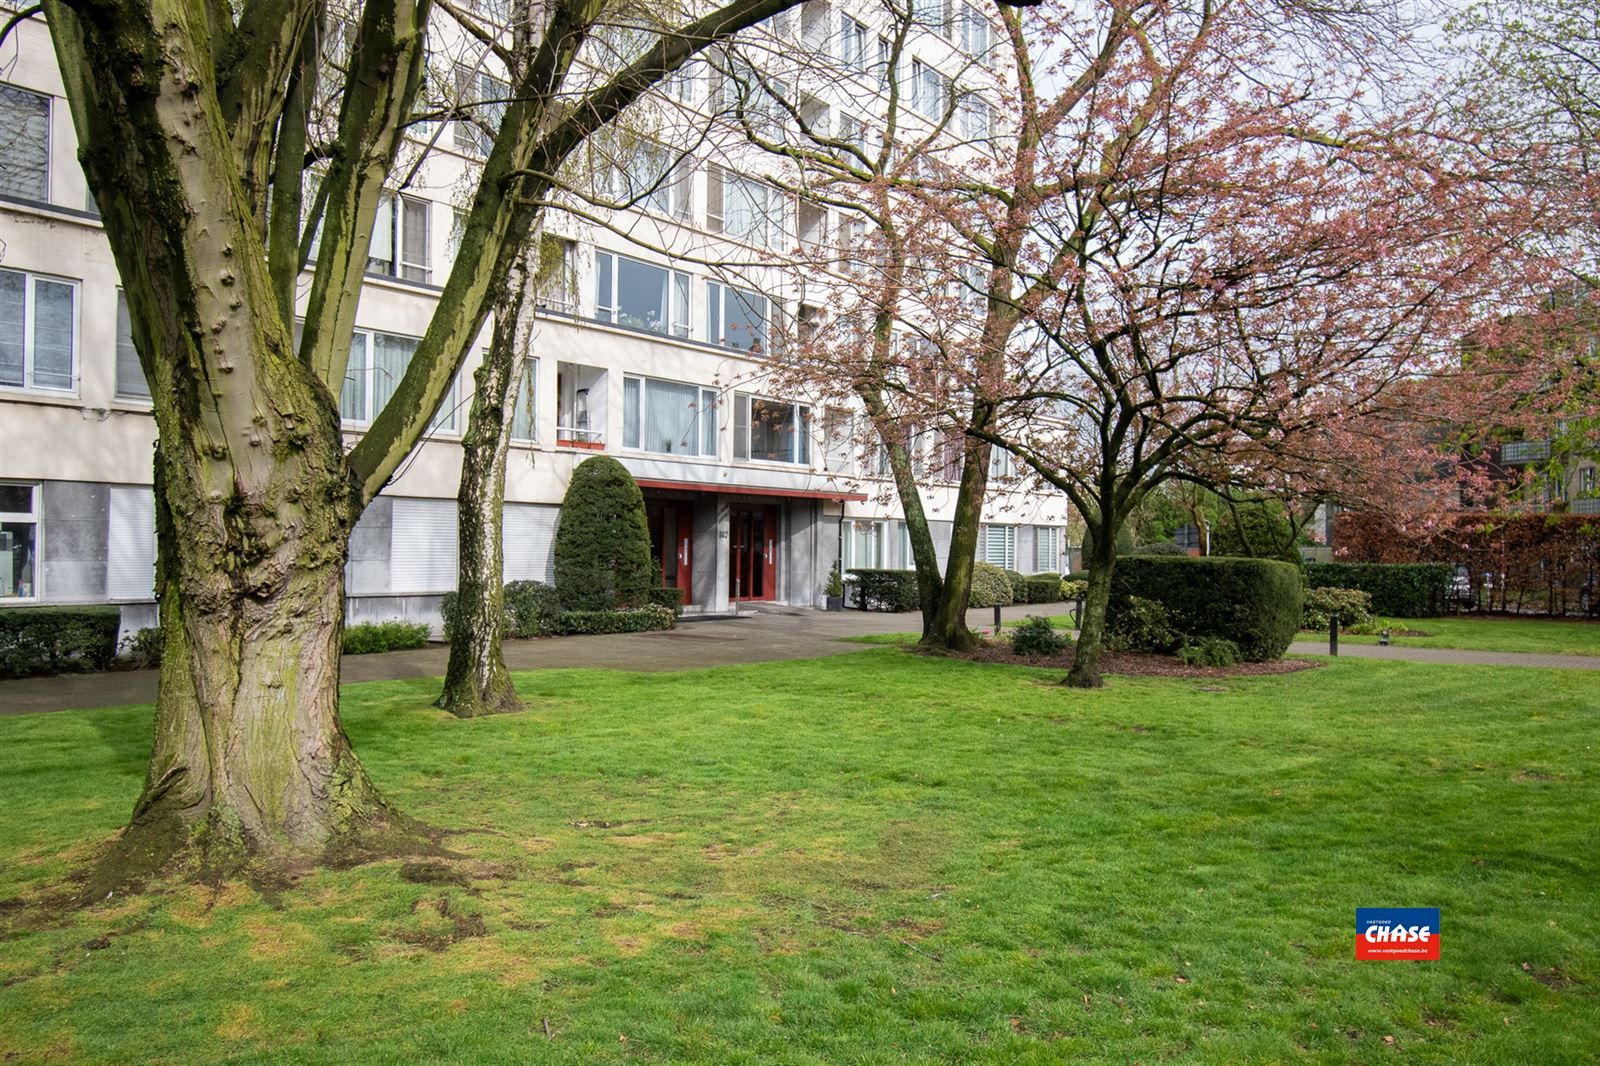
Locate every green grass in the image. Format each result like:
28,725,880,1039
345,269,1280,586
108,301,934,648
2,652,1597,1063
1319,616,1600,656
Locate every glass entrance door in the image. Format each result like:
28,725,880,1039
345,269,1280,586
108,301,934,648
729,505,778,601
646,501,694,605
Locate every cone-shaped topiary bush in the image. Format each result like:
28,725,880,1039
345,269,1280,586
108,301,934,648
554,456,654,611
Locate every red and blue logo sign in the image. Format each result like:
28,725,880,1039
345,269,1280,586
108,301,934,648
1356,908,1440,960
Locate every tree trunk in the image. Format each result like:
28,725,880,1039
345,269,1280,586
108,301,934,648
1066,523,1117,687
923,427,993,652
438,250,540,717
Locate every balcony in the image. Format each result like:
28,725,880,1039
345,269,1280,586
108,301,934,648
1499,439,1551,464
556,362,606,450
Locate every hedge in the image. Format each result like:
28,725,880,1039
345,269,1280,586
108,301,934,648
1303,561,1451,618
1105,555,1303,661
0,606,122,678
847,568,920,612
442,579,564,643
1022,573,1063,604
648,586,688,613
549,605,678,635
970,562,1014,608
342,620,431,655
553,456,654,611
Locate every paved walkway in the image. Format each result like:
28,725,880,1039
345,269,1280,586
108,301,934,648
3,607,1595,716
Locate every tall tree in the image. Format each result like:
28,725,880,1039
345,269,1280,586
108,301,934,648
34,0,802,880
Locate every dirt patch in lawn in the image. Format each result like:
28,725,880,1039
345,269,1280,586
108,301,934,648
955,642,1322,679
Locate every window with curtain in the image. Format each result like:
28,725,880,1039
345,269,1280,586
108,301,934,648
115,291,149,399
0,269,75,392
0,84,50,202
454,64,510,156
339,328,458,432
707,281,769,352
1034,526,1061,573
510,357,538,442
594,251,690,338
368,193,431,283
734,393,811,464
708,167,783,248
847,519,884,569
623,376,718,456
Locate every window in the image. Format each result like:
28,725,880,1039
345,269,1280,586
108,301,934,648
707,281,770,353
846,519,884,569
734,393,811,464
0,269,75,392
623,376,718,456
936,431,963,482
0,483,38,599
990,447,1014,478
981,523,1016,570
959,2,993,57
115,291,149,400
535,236,577,313
368,192,431,283
607,138,693,219
0,85,49,202
454,64,510,156
1581,467,1597,495
910,59,948,121
959,93,994,140
823,408,853,473
340,329,459,432
664,61,699,104
510,357,538,443
706,166,785,248
1034,526,1062,573
595,251,690,338
914,0,951,36
841,16,870,73
876,35,894,89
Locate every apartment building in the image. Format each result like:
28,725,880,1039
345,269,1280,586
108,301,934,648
0,1,1072,631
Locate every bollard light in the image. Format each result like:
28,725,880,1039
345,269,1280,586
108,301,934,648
1379,628,1392,646
994,604,1003,631
1329,611,1339,657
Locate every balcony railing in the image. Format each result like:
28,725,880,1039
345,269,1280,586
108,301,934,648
1500,439,1552,464
1573,497,1600,515
557,426,603,450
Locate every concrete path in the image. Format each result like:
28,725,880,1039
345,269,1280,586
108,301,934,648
4,606,1596,716
1286,640,1600,670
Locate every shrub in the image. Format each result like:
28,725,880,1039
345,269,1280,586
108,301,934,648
1023,573,1063,604
969,562,1014,607
553,456,654,611
0,606,122,679
1009,615,1068,656
1302,586,1374,631
1060,578,1088,601
506,580,563,636
1106,555,1303,661
825,560,844,598
1110,595,1180,653
847,568,920,612
549,605,678,635
648,586,687,614
341,620,430,655
1303,562,1451,618
1179,637,1242,667
118,626,164,668
1004,569,1028,600
1129,541,1190,557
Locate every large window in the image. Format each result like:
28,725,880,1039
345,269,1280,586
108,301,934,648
958,2,993,57
606,138,692,219
981,523,1016,570
913,0,951,35
706,166,784,248
706,281,769,353
623,376,718,456
454,64,510,156
510,357,538,443
959,94,994,141
595,251,690,338
368,192,431,283
340,329,458,432
115,290,149,400
841,16,870,73
0,483,38,599
846,518,884,569
735,393,811,464
910,59,948,121
0,85,49,202
0,269,75,392
1034,526,1062,573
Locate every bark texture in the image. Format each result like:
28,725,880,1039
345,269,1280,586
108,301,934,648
1066,524,1116,688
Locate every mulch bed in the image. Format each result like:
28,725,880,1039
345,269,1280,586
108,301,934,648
953,642,1322,679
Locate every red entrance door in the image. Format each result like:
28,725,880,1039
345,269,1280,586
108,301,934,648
646,502,695,605
729,505,778,601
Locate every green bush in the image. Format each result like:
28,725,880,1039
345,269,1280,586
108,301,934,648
549,605,678,635
1178,637,1242,667
648,586,687,614
342,620,430,655
1060,578,1088,601
0,606,122,678
1004,569,1028,600
1109,595,1180,653
1022,573,1063,604
1130,541,1190,557
118,626,164,668
553,456,654,611
848,568,920,612
442,580,562,643
1009,615,1068,656
969,562,1014,608
1303,562,1451,618
1106,555,1303,661
1302,586,1375,631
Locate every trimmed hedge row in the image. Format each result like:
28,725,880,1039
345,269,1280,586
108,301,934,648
1106,555,1303,661
342,621,431,655
0,606,122,678
847,568,921,612
549,605,678,635
648,586,687,613
1020,573,1063,604
1303,561,1452,618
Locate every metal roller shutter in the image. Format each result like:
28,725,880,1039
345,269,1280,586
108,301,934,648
503,504,558,584
107,485,156,600
390,497,458,594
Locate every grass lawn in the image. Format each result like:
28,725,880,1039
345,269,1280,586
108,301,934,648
1314,615,1600,657
2,652,1597,1063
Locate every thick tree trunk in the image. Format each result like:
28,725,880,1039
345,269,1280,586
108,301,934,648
923,422,993,652
1066,524,1117,688
438,250,540,717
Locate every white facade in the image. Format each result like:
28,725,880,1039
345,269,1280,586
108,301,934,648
0,4,1072,628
